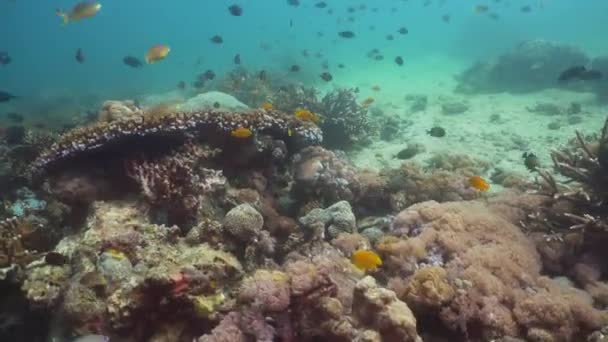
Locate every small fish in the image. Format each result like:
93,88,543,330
145,45,170,64
397,27,408,35
351,249,382,272
123,56,143,68
474,5,489,13
202,69,216,80
6,112,24,122
258,70,267,81
0,52,12,65
213,102,221,109
386,34,394,41
320,72,333,82
427,126,446,137
287,0,300,7
338,31,355,38
469,175,490,191
261,102,274,110
361,97,375,107
558,66,603,82
233,53,241,65
210,35,224,44
228,4,243,16
374,55,384,61
395,56,404,66
231,127,253,138
314,2,327,8
177,81,186,90
45,252,68,266
0,91,17,103
289,64,300,72
522,152,540,171
338,63,345,69
442,14,451,23
294,108,320,123
371,85,381,92
56,1,101,24
75,48,85,63
520,5,532,13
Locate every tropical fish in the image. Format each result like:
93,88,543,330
395,56,404,66
123,56,143,68
338,31,355,38
320,72,333,82
75,48,85,63
56,1,102,24
261,102,274,110
522,152,540,171
294,108,320,123
0,91,17,103
231,127,253,138
0,51,12,65
228,4,243,16
427,126,446,137
361,97,375,107
473,5,489,13
351,249,382,272
469,175,490,191
145,45,170,64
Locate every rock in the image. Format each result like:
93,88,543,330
299,201,356,239
223,204,264,242
441,100,469,115
360,227,384,243
547,121,561,130
396,143,425,160
180,91,249,112
352,276,421,342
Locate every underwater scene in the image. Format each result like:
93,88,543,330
2,0,608,341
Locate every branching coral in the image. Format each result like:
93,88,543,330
318,88,374,149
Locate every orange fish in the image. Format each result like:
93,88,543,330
145,45,171,64
56,1,102,24
261,102,274,110
469,175,490,191
361,97,375,107
230,127,253,139
351,249,382,272
294,108,320,123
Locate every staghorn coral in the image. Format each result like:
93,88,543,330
31,109,323,179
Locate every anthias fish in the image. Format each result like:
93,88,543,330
56,1,102,24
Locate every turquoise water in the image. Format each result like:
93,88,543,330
1,0,606,103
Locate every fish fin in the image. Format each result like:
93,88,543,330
55,10,69,24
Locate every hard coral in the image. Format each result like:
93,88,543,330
319,88,374,149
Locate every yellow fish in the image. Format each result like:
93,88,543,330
56,1,102,24
145,45,171,64
231,127,253,139
294,108,321,123
351,249,382,272
469,175,490,191
361,97,375,107
261,102,274,110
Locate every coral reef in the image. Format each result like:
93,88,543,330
456,40,589,94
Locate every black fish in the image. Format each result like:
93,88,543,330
210,35,224,44
520,5,532,13
315,2,327,8
338,31,355,38
234,53,241,65
287,0,300,7
75,48,85,63
442,14,451,23
123,56,143,68
213,102,221,109
6,112,24,123
289,64,300,72
558,66,603,82
228,4,243,16
45,252,68,266
522,152,540,171
386,34,394,41
395,56,404,66
0,91,17,103
258,70,267,81
397,27,408,35
320,72,333,82
202,69,216,80
338,63,345,69
427,126,446,137
0,51,11,65
374,55,384,61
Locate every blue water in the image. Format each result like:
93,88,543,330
0,0,606,104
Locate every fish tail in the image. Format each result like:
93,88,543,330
55,10,69,24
